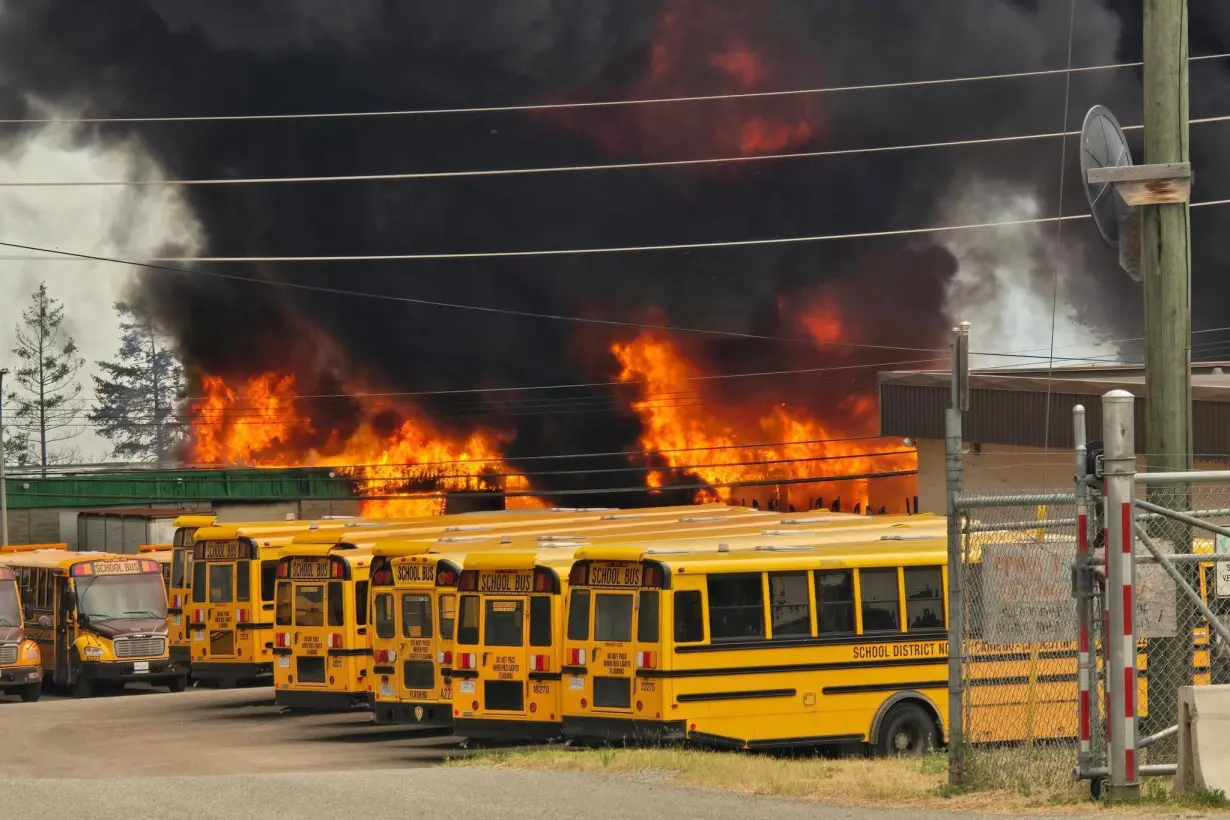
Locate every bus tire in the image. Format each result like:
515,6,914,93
71,675,93,699
167,676,188,693
19,682,41,703
876,702,936,756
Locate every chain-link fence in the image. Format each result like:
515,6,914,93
952,492,1085,790
950,480,1230,794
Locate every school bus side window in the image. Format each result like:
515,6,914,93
275,582,293,626
327,581,344,627
374,594,395,639
457,595,480,645
439,594,456,640
529,596,551,647
815,570,855,634
673,590,704,643
859,568,901,633
637,590,660,643
567,589,590,641
769,572,811,639
707,573,764,642
905,566,945,629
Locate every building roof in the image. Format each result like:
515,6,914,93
878,363,1230,453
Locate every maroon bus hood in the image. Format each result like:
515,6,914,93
0,625,23,644
85,619,167,638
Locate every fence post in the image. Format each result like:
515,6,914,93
946,322,969,784
1103,389,1140,802
1073,405,1094,776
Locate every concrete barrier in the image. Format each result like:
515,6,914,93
1175,684,1230,794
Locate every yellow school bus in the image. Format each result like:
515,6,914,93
0,564,42,702
0,547,187,697
190,521,383,685
273,543,378,711
167,513,217,670
363,506,844,728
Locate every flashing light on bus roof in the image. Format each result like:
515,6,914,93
70,563,94,576
533,569,553,592
436,569,458,587
331,561,344,578
458,571,478,591
275,562,289,578
643,566,663,587
568,565,585,585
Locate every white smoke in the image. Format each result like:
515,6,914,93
0,110,202,463
938,176,1126,371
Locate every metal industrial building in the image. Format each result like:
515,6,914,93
878,363,1230,514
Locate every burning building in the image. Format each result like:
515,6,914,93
1,2,1225,512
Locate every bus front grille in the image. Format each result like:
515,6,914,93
0,644,17,665
115,637,166,659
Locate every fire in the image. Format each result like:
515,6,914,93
188,372,536,516
612,334,917,511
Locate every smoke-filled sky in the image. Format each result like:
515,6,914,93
0,0,1228,474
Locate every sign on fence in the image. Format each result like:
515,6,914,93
979,540,1177,644
1215,534,1230,598
981,543,1076,644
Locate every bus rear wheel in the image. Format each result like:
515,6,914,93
71,676,93,699
876,703,936,757
19,682,41,703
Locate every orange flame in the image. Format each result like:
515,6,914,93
612,334,917,511
188,372,542,516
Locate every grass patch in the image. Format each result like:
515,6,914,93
449,746,1230,814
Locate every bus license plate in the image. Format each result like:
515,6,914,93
569,676,584,691
380,683,394,698
278,656,290,669
460,680,476,694
134,661,149,674
172,615,181,626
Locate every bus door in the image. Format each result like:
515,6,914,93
278,555,345,696
191,540,246,663
482,588,529,715
55,576,76,685
567,560,666,724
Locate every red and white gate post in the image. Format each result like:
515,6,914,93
1102,389,1140,802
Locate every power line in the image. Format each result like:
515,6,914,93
8,114,1230,189
8,53,1228,126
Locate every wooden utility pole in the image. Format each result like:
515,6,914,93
1142,0,1193,772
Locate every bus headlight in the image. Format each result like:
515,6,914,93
82,645,105,658
21,640,40,661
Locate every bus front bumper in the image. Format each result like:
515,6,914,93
562,716,687,744
454,717,563,743
79,659,186,683
275,688,372,713
0,664,42,689
170,645,192,666
371,699,452,728
190,661,272,683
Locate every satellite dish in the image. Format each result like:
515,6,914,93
1080,105,1134,248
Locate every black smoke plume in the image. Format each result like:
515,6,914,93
0,1,1227,501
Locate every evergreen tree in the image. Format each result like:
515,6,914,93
89,302,186,463
6,283,84,471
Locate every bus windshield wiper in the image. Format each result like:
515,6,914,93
123,610,163,618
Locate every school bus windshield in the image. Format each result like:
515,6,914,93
76,573,167,621
0,583,19,626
